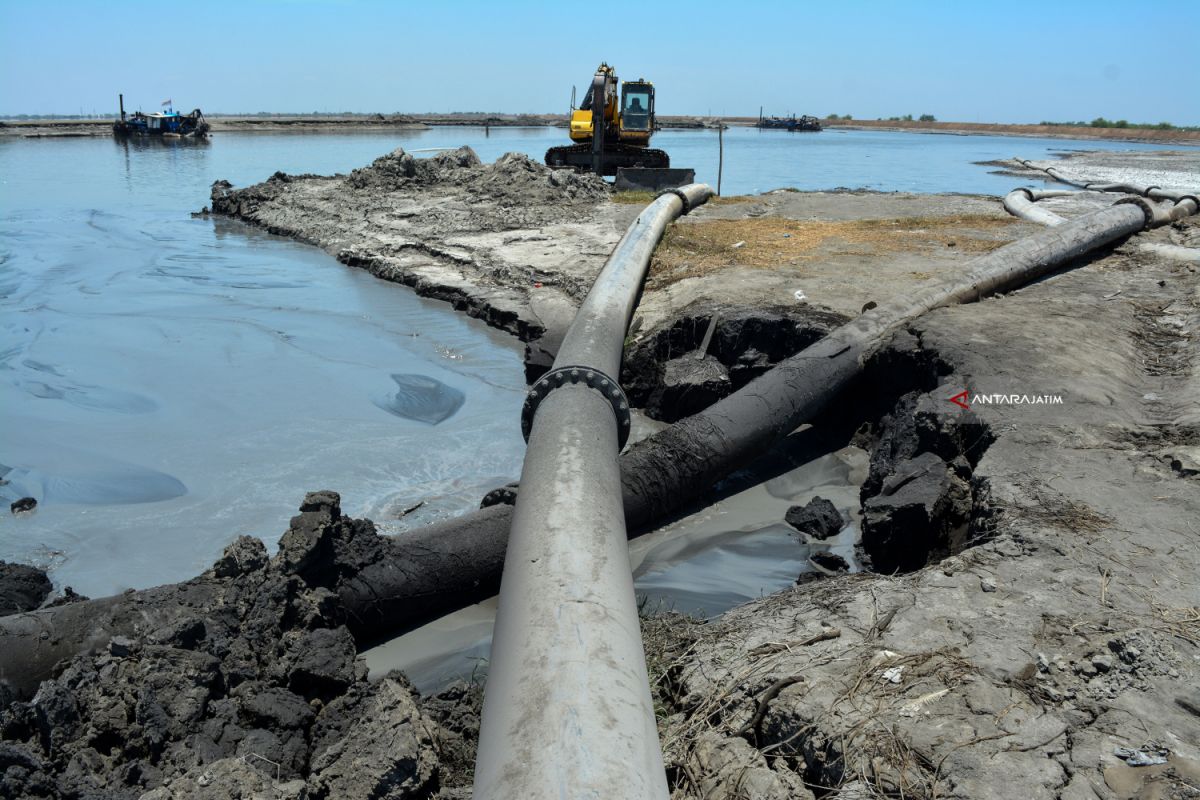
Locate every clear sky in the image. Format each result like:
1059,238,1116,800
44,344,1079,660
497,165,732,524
2,0,1196,124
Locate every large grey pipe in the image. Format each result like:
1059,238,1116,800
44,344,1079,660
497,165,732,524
473,184,713,800
1005,187,1199,258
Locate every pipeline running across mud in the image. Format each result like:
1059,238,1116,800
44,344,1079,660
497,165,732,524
2,178,1191,700
2,143,1198,799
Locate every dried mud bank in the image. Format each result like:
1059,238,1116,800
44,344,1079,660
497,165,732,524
648,217,1200,799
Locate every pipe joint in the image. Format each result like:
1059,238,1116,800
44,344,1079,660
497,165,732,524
660,183,716,215
1114,196,1169,229
663,188,694,213
521,365,632,448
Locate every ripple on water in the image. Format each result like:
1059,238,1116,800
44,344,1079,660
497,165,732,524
0,456,186,506
17,380,159,414
372,373,465,425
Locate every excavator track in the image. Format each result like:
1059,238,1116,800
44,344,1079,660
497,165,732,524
544,144,670,176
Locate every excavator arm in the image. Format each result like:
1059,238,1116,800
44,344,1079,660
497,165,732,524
590,67,611,174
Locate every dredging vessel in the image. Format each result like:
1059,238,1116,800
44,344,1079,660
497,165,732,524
112,94,209,139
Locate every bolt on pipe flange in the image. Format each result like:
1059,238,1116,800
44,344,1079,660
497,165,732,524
480,484,519,508
521,365,632,449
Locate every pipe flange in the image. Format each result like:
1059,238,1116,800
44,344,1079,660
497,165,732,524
480,484,519,508
1114,196,1160,230
659,188,694,214
521,365,632,448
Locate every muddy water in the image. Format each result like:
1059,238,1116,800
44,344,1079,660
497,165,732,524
0,136,527,595
366,445,867,693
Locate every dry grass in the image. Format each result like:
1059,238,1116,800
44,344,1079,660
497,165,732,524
1018,483,1115,534
611,191,754,206
646,214,1017,289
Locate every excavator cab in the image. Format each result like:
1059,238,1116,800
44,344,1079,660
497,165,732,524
620,82,653,135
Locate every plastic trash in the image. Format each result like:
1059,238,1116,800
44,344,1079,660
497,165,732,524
794,289,806,302
1113,745,1169,767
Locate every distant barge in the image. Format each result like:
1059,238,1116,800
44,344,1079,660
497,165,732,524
112,94,209,139
757,111,822,132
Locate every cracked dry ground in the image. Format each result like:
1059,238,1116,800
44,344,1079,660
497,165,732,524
653,229,1200,800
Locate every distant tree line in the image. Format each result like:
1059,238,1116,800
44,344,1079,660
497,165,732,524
825,113,939,122
869,114,938,122
817,114,1194,132
0,113,115,120
1039,118,1195,131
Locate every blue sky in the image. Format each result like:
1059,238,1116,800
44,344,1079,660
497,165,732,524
2,0,1196,124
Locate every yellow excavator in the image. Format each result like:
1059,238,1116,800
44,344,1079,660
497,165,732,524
544,63,671,176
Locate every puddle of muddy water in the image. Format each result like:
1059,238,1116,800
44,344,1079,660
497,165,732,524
364,445,867,693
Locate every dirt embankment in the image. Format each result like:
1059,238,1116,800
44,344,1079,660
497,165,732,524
818,118,1200,146
0,116,437,138
207,146,628,342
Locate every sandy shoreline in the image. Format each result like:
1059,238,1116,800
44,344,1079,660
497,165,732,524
2,147,1197,798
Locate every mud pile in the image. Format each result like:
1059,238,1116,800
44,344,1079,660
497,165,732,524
0,562,51,615
620,302,848,422
0,493,471,799
345,146,609,205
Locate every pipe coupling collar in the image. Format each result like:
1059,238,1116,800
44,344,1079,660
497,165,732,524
661,188,694,214
1114,196,1166,230
521,365,632,449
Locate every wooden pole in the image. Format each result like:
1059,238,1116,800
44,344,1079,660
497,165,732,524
717,123,724,197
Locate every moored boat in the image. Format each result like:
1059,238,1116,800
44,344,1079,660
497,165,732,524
112,94,209,139
756,111,822,132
